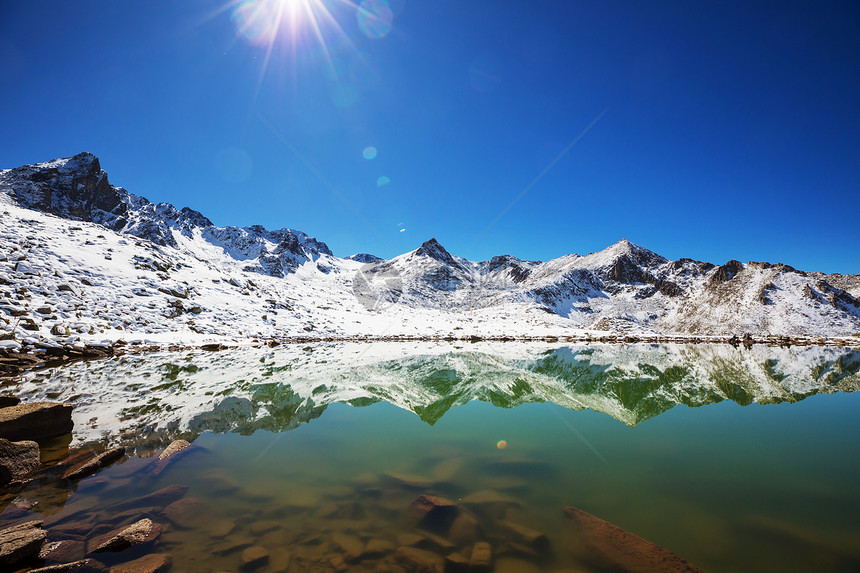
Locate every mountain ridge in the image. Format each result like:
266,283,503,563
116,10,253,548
2,152,860,343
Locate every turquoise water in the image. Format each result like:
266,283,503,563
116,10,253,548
3,342,860,572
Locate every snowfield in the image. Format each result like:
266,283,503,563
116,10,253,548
1,152,859,350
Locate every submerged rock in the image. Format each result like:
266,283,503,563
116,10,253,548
498,520,550,552
562,505,705,572
109,485,188,512
394,546,444,573
109,553,172,573
63,447,125,480
240,546,270,570
88,518,162,553
38,539,86,563
0,520,47,567
469,542,493,571
162,498,210,529
0,437,40,485
408,494,458,533
0,402,73,441
149,439,191,477
447,512,483,547
29,559,107,572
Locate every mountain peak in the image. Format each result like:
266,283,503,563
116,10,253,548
414,238,457,265
596,238,666,264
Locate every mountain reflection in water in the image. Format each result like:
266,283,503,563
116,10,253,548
14,342,860,448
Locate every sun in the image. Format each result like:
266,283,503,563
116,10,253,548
219,0,356,96
228,0,351,51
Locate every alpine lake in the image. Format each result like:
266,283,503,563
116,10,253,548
2,341,859,573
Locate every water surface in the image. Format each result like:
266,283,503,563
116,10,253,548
3,342,860,572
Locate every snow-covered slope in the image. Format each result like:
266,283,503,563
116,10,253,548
1,153,859,346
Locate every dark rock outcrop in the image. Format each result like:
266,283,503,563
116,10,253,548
0,402,73,441
0,437,40,485
709,259,744,285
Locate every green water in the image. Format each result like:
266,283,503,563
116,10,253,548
3,342,860,572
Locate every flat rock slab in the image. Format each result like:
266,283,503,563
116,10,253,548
110,485,188,512
109,553,172,573
394,546,444,573
162,497,209,529
64,447,126,480
0,520,47,567
29,559,107,572
562,506,706,573
89,518,162,553
240,546,270,570
498,520,550,551
0,402,73,441
39,538,86,563
0,437,40,485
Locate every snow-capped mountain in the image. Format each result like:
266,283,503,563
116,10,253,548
1,152,859,346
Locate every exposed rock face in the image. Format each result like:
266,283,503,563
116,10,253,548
0,402,73,441
0,437,40,485
0,153,126,228
348,253,384,264
562,505,705,572
710,259,744,284
0,520,47,567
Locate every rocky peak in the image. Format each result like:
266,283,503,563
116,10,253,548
414,238,457,266
0,152,126,223
710,260,744,285
349,253,384,264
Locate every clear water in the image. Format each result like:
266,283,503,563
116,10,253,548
3,342,860,572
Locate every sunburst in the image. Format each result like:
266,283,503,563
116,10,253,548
215,0,357,90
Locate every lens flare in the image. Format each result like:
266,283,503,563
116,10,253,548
363,146,378,160
357,0,393,39
497,440,508,449
377,175,391,187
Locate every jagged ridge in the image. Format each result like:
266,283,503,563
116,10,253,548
1,152,859,339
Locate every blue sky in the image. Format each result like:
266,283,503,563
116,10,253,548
1,0,858,272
